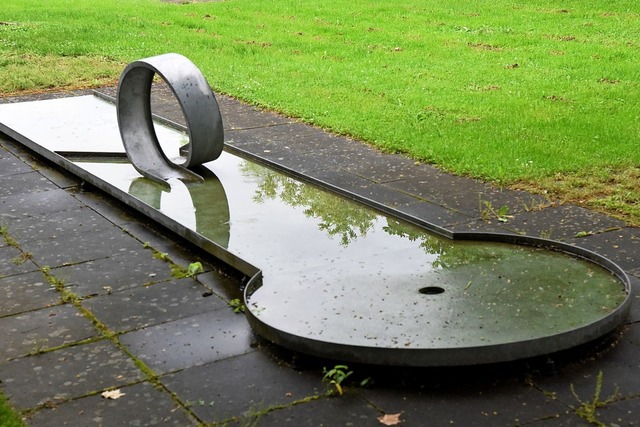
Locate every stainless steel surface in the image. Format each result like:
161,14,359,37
116,53,224,184
0,93,631,367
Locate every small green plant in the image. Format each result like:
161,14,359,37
570,371,619,427
0,225,19,248
152,251,170,262
28,337,51,355
170,261,204,279
11,251,32,265
229,298,245,313
359,376,373,388
187,261,204,276
521,197,552,213
185,399,214,407
322,365,353,396
145,245,202,278
480,199,512,223
575,231,592,238
41,266,65,288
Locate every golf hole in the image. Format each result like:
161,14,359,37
419,286,445,295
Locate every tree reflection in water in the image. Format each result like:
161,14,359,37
243,162,376,246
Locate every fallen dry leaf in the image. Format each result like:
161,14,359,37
378,412,402,425
101,389,125,400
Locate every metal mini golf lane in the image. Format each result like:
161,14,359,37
0,94,631,367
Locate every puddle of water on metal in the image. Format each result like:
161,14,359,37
0,95,629,364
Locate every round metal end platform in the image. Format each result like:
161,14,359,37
244,235,631,366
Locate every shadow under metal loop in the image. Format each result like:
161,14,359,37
116,52,224,184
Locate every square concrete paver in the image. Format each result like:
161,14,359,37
162,351,322,424
25,381,197,427
29,161,82,190
68,185,141,227
20,225,144,268
81,278,228,333
6,205,115,244
0,244,39,278
244,393,380,426
391,198,473,230
226,122,323,146
0,151,33,177
0,304,98,360
0,270,60,317
332,149,435,185
0,170,59,198
118,309,254,375
387,171,548,219
0,339,145,410
0,187,84,218
238,393,380,426
588,396,640,427
359,375,567,426
52,249,175,298
218,94,294,131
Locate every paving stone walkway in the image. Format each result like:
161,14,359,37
0,87,639,426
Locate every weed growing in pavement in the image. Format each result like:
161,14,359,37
479,199,512,223
223,395,323,427
143,243,204,279
151,250,170,262
170,261,204,279
228,298,246,313
574,231,592,238
10,251,32,265
570,371,619,427
0,231,205,422
322,365,353,396
0,225,19,248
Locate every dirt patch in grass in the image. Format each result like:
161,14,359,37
514,166,640,226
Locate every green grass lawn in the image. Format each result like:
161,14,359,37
1,0,638,223
0,393,24,427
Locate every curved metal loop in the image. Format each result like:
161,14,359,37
116,53,224,184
